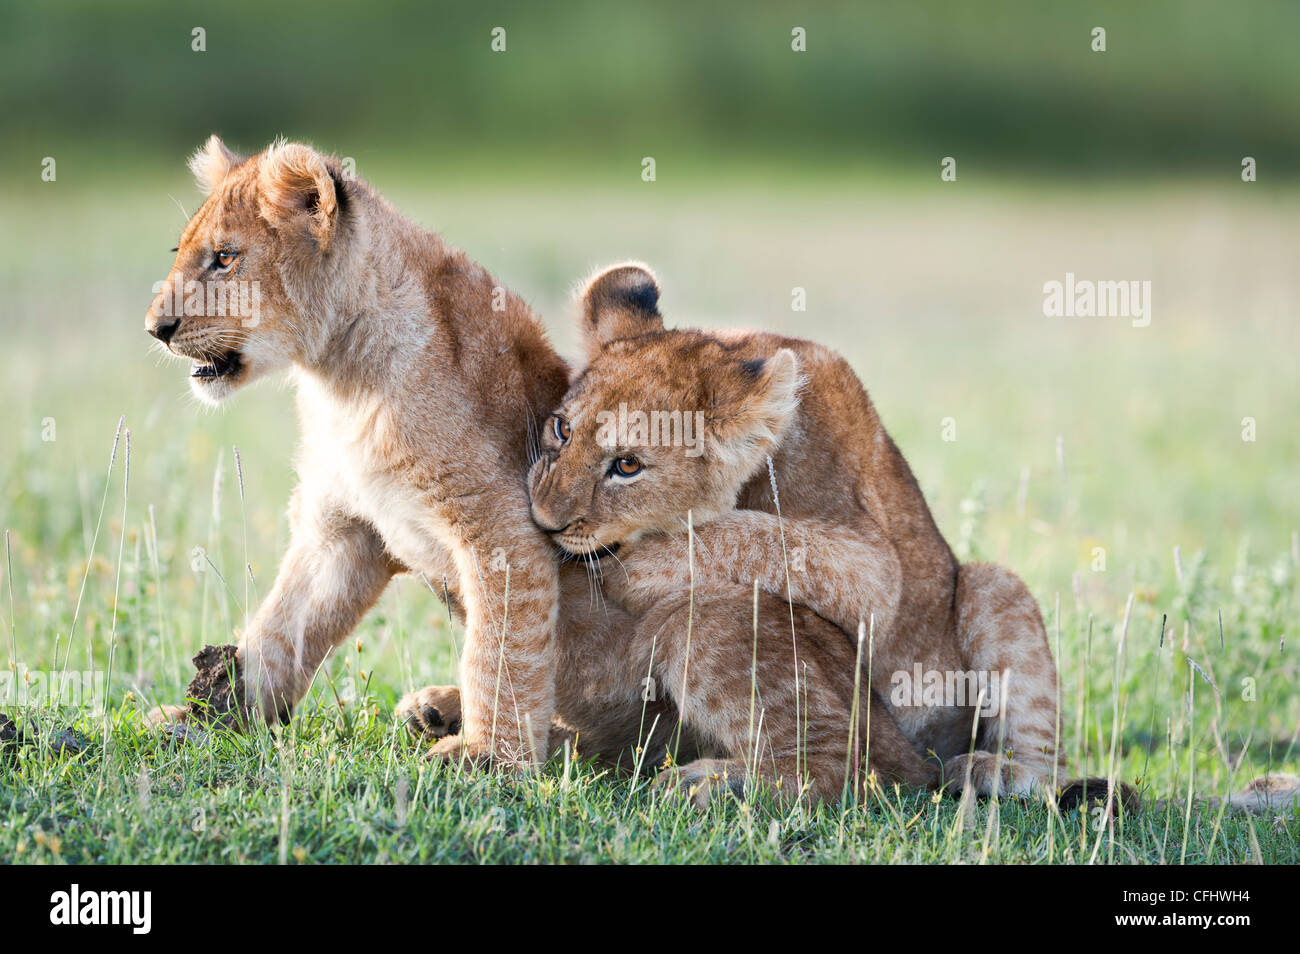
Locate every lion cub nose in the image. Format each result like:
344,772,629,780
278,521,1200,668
147,316,180,344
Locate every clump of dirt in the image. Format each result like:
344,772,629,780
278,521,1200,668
1,714,90,759
0,712,17,755
49,727,88,756
183,644,250,727
161,721,209,745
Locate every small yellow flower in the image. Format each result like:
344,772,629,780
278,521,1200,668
292,845,307,863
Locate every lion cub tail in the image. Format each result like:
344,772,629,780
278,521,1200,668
1058,773,1300,815
1056,777,1141,814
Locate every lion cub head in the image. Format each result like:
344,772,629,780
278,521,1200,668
145,136,353,404
527,264,801,557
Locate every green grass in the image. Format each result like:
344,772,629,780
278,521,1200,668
1,172,1298,864
3,709,1296,864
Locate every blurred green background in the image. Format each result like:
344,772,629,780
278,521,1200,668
0,1,1296,796
5,0,1300,177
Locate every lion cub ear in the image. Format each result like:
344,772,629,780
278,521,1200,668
708,348,802,469
189,135,245,195
257,140,341,252
579,263,665,359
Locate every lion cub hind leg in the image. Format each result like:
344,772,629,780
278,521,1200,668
646,589,929,808
654,758,748,809
864,689,940,791
947,563,1066,799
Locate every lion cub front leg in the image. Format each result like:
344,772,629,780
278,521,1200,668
199,492,396,726
610,511,902,643
424,514,560,770
397,684,579,758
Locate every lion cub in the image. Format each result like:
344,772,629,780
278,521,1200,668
145,136,570,766
144,138,930,801
527,264,1068,799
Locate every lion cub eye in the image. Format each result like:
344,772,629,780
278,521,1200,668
552,416,572,443
214,250,237,269
611,455,642,478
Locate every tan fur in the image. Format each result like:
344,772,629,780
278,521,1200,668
526,264,1067,798
147,140,929,799
398,583,938,804
396,264,1299,811
146,137,571,766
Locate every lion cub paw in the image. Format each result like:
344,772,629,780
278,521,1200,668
396,685,462,741
943,751,1041,798
654,758,746,810
424,735,522,773
144,703,189,728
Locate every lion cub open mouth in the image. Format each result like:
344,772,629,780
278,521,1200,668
189,351,242,380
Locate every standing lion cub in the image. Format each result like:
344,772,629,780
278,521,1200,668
146,136,570,766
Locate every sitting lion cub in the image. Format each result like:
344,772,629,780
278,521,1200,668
527,263,1071,799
